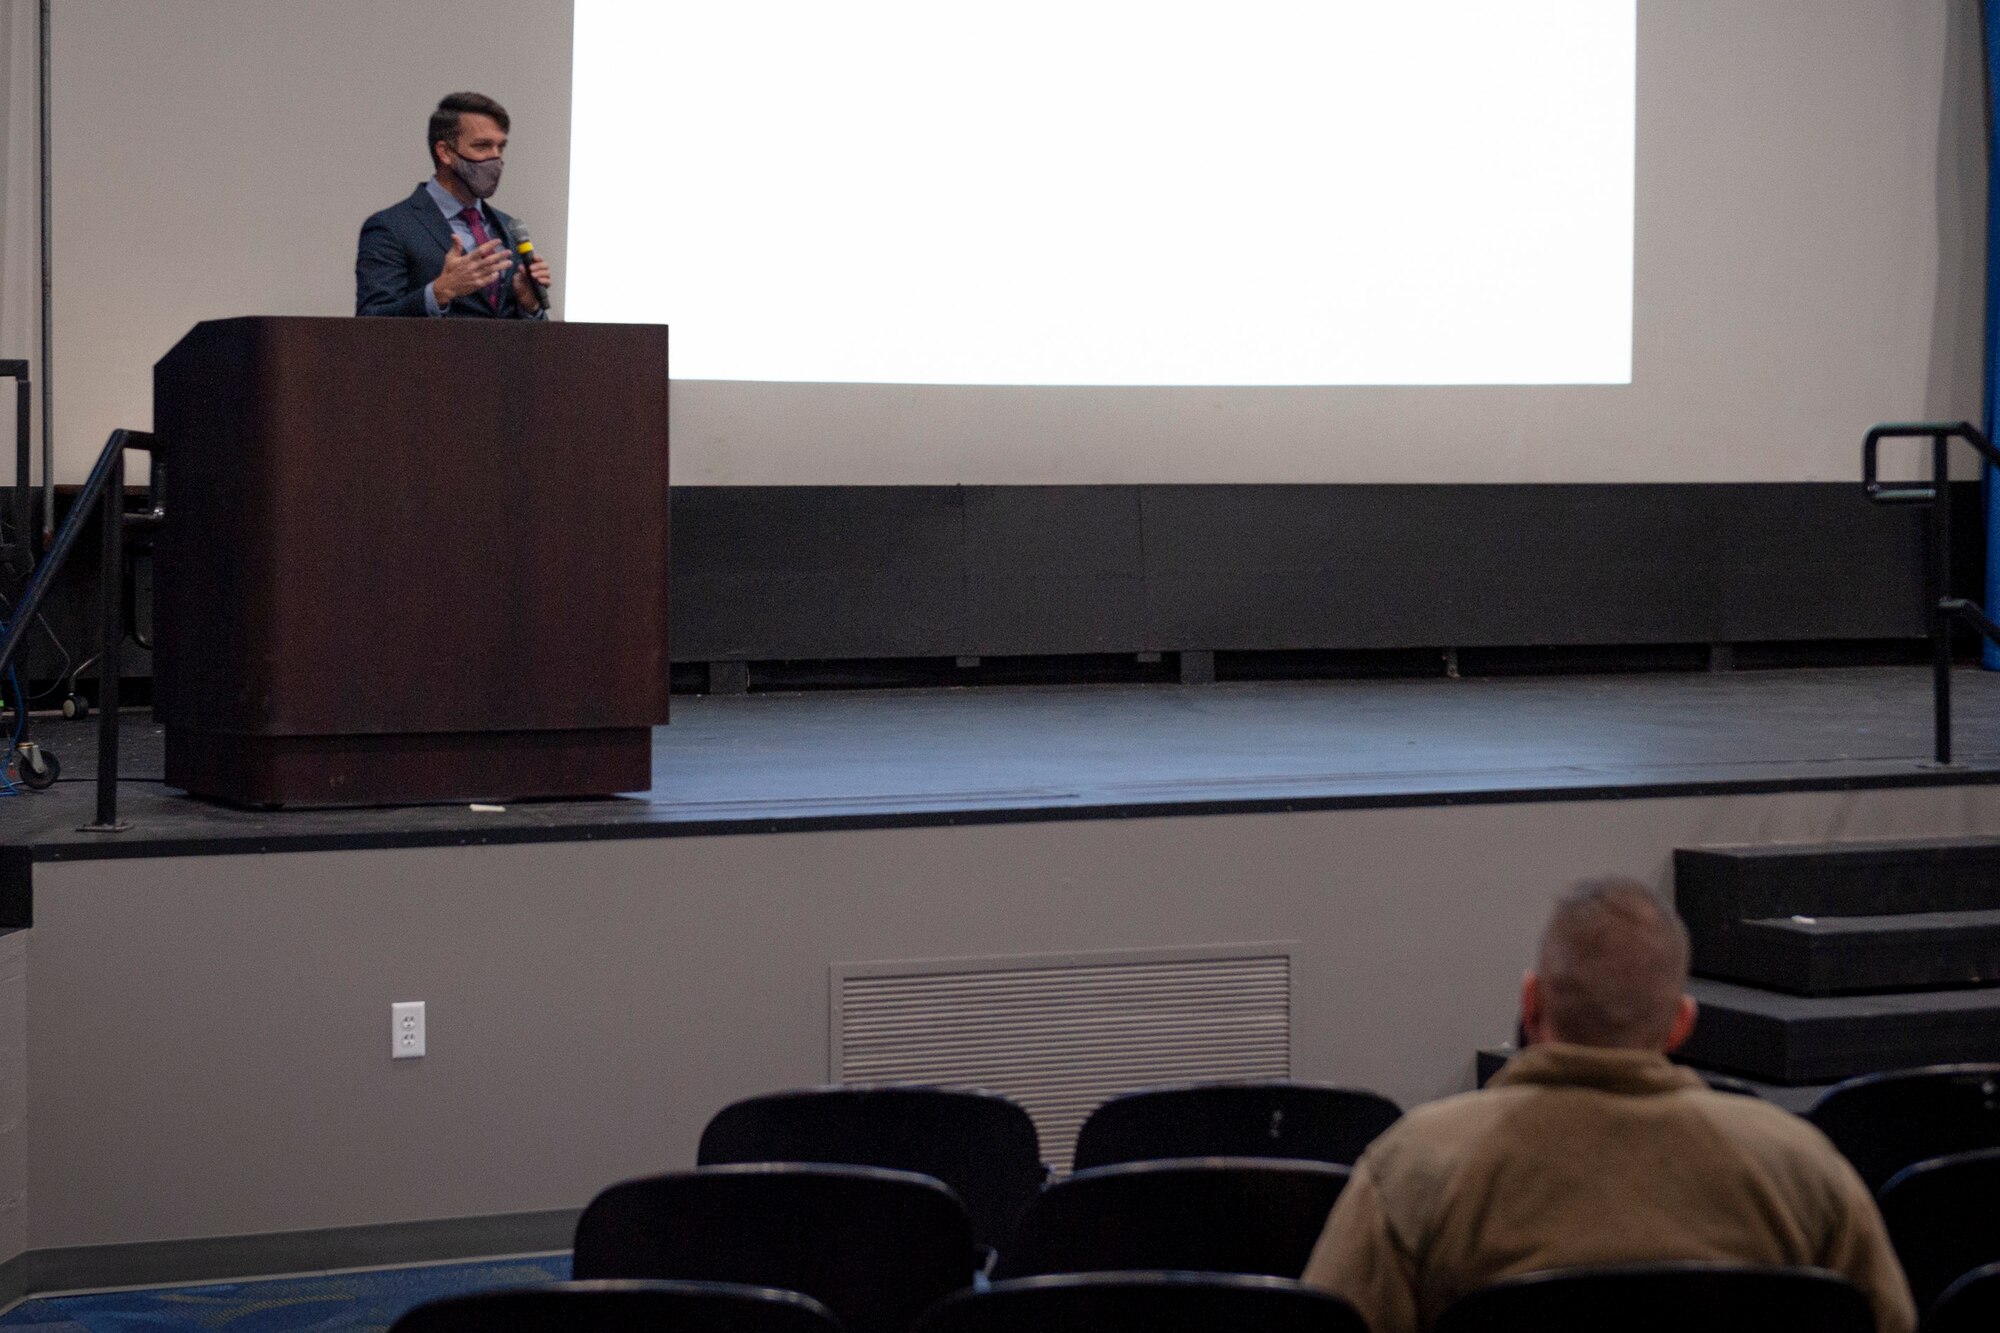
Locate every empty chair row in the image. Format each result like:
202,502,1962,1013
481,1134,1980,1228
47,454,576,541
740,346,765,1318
571,1159,1349,1333
391,1265,1894,1333
562,1155,2000,1333
1799,1063,2000,1318
692,1056,2000,1280
1803,1061,2000,1193
698,1079,1401,1249
512,1064,2000,1333
699,1058,2000,1252
1876,1146,2000,1317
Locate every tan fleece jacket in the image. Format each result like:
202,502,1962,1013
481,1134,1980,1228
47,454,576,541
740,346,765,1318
1301,1045,1916,1333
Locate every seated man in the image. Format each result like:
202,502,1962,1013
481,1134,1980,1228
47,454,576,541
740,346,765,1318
1301,876,1914,1333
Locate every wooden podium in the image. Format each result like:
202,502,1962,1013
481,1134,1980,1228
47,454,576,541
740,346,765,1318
152,317,670,805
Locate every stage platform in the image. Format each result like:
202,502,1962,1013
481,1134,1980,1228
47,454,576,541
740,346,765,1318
4,665,2000,903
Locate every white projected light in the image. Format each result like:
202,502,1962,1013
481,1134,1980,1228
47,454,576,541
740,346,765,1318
568,2,1635,386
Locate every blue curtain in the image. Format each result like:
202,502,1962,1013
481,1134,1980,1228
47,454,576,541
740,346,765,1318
1984,0,2000,663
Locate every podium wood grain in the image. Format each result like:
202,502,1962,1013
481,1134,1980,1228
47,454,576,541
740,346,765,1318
153,316,669,804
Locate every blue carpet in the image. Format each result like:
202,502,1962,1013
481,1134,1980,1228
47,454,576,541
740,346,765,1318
0,1256,571,1332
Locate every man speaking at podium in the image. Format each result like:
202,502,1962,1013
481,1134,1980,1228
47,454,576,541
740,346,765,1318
356,92,552,319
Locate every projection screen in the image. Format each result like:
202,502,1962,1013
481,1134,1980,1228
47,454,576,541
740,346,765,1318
568,1,1637,388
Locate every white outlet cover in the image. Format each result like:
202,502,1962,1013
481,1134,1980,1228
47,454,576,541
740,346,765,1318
392,1001,426,1059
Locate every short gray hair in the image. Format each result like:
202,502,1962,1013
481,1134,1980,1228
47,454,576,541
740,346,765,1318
1536,876,1690,1048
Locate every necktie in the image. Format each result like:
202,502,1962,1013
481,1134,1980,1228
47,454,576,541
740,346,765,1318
460,205,503,311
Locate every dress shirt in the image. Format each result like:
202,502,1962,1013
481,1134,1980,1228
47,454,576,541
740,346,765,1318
421,177,506,318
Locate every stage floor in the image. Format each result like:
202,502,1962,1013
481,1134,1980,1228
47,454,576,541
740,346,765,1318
4,666,2000,876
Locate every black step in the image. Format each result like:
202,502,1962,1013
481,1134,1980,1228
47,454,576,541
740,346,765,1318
1676,840,2000,986
1678,978,2000,1084
1717,909,2000,995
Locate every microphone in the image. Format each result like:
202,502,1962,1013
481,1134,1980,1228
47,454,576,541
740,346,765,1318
509,220,551,313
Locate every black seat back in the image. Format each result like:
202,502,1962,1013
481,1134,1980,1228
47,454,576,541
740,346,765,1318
1432,1264,1875,1333
915,1271,1368,1333
699,1084,1046,1251
1806,1064,2000,1192
390,1280,844,1333
993,1157,1348,1280
1929,1262,2000,1333
1878,1147,2000,1315
574,1164,976,1333
1072,1082,1400,1171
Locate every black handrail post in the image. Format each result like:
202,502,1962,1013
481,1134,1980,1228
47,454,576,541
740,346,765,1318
1861,421,2000,767
12,369,28,563
83,447,126,831
1933,431,1953,766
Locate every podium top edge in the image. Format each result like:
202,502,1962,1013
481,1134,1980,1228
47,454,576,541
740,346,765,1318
156,317,668,367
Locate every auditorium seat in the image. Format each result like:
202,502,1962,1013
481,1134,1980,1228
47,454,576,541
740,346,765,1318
1430,1263,1875,1333
991,1157,1348,1280
1876,1147,2000,1315
914,1271,1369,1333
388,1279,843,1333
1070,1081,1401,1171
698,1084,1048,1252
572,1163,976,1333
1928,1262,2000,1333
1805,1063,2000,1193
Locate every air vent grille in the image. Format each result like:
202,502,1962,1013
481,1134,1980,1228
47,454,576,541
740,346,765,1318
834,947,1292,1172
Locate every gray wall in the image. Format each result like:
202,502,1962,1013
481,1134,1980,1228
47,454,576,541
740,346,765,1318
13,782,2000,1268
0,0,1987,485
28,0,573,480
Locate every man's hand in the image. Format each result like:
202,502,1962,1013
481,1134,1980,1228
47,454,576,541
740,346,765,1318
512,253,554,313
433,236,512,305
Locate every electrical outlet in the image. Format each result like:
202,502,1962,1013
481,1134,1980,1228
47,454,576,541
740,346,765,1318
392,1001,425,1059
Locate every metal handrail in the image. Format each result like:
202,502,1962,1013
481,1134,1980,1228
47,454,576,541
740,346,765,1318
0,427,158,829
1862,421,2000,765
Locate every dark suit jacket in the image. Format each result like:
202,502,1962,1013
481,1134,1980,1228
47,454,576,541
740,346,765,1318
355,184,546,319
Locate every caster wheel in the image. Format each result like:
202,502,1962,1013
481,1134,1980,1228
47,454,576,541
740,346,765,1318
61,693,90,721
16,746,58,791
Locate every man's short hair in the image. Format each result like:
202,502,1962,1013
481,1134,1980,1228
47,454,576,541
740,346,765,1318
428,92,510,166
1536,876,1691,1048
